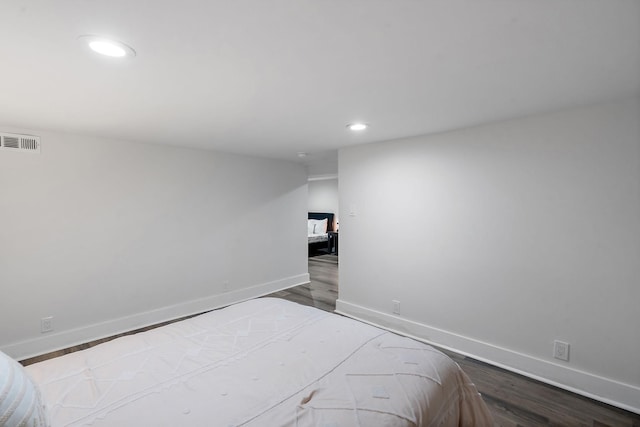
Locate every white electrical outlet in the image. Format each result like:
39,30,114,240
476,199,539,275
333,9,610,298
553,340,570,361
41,316,54,333
392,300,401,315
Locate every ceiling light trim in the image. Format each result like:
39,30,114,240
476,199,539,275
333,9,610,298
78,35,136,58
347,123,368,131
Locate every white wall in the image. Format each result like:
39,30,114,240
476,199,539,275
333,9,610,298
337,97,640,413
0,127,309,359
306,150,338,178
308,178,339,227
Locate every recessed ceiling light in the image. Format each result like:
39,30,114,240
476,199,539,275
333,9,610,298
347,123,368,131
79,35,136,58
297,152,308,158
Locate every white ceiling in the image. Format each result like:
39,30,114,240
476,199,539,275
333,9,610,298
0,1,638,162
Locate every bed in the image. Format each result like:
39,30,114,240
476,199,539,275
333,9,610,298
2,298,493,426
308,212,334,255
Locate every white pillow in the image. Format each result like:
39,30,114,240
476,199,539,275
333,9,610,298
0,351,50,427
308,218,328,234
317,218,328,233
307,219,316,235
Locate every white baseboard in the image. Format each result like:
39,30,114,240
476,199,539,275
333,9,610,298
335,299,640,415
4,273,310,361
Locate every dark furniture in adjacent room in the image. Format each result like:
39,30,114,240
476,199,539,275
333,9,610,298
308,212,334,255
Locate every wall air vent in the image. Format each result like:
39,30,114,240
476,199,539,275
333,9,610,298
0,132,41,153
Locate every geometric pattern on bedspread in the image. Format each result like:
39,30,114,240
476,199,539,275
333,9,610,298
25,298,493,427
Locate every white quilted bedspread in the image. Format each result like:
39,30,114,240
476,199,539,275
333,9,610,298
26,298,492,426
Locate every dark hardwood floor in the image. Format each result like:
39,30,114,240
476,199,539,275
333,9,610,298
269,254,640,427
267,254,339,312
21,254,640,426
